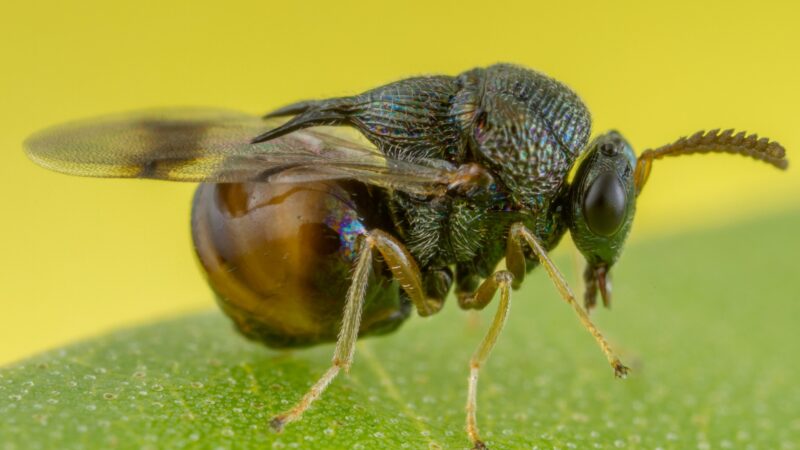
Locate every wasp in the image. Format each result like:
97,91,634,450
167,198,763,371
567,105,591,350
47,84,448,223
25,64,787,449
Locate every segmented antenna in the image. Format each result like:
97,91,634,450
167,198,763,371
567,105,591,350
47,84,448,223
634,129,788,194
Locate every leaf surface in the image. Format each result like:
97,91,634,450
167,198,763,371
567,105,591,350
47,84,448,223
2,212,799,449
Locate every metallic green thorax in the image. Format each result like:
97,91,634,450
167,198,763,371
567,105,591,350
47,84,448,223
379,64,591,266
256,63,594,295
384,64,591,285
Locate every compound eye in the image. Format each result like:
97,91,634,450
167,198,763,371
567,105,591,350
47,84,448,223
583,171,626,236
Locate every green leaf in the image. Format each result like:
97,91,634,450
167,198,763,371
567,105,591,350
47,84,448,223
2,211,799,450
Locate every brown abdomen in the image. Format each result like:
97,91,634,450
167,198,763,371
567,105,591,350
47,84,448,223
191,181,410,348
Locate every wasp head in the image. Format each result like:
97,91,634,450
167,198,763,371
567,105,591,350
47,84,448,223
567,131,637,311
566,127,787,311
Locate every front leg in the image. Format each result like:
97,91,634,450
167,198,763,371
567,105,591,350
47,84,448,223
507,223,629,378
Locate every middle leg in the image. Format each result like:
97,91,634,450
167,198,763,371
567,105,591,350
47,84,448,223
459,270,514,450
270,229,447,431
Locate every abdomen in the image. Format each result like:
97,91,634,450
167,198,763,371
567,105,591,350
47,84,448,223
191,180,410,348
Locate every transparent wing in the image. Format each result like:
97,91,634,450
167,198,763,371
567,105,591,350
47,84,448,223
24,108,456,196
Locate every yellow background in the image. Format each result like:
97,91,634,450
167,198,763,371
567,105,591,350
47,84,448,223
1,0,798,365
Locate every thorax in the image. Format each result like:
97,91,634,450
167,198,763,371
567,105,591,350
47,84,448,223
388,184,570,277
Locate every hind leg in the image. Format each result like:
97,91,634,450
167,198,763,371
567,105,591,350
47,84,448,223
269,232,374,431
270,229,445,430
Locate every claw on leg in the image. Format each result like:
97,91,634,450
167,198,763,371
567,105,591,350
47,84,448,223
269,366,341,431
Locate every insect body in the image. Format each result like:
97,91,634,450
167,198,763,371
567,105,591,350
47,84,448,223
24,64,787,449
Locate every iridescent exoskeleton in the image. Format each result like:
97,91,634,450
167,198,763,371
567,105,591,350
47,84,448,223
24,64,788,449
